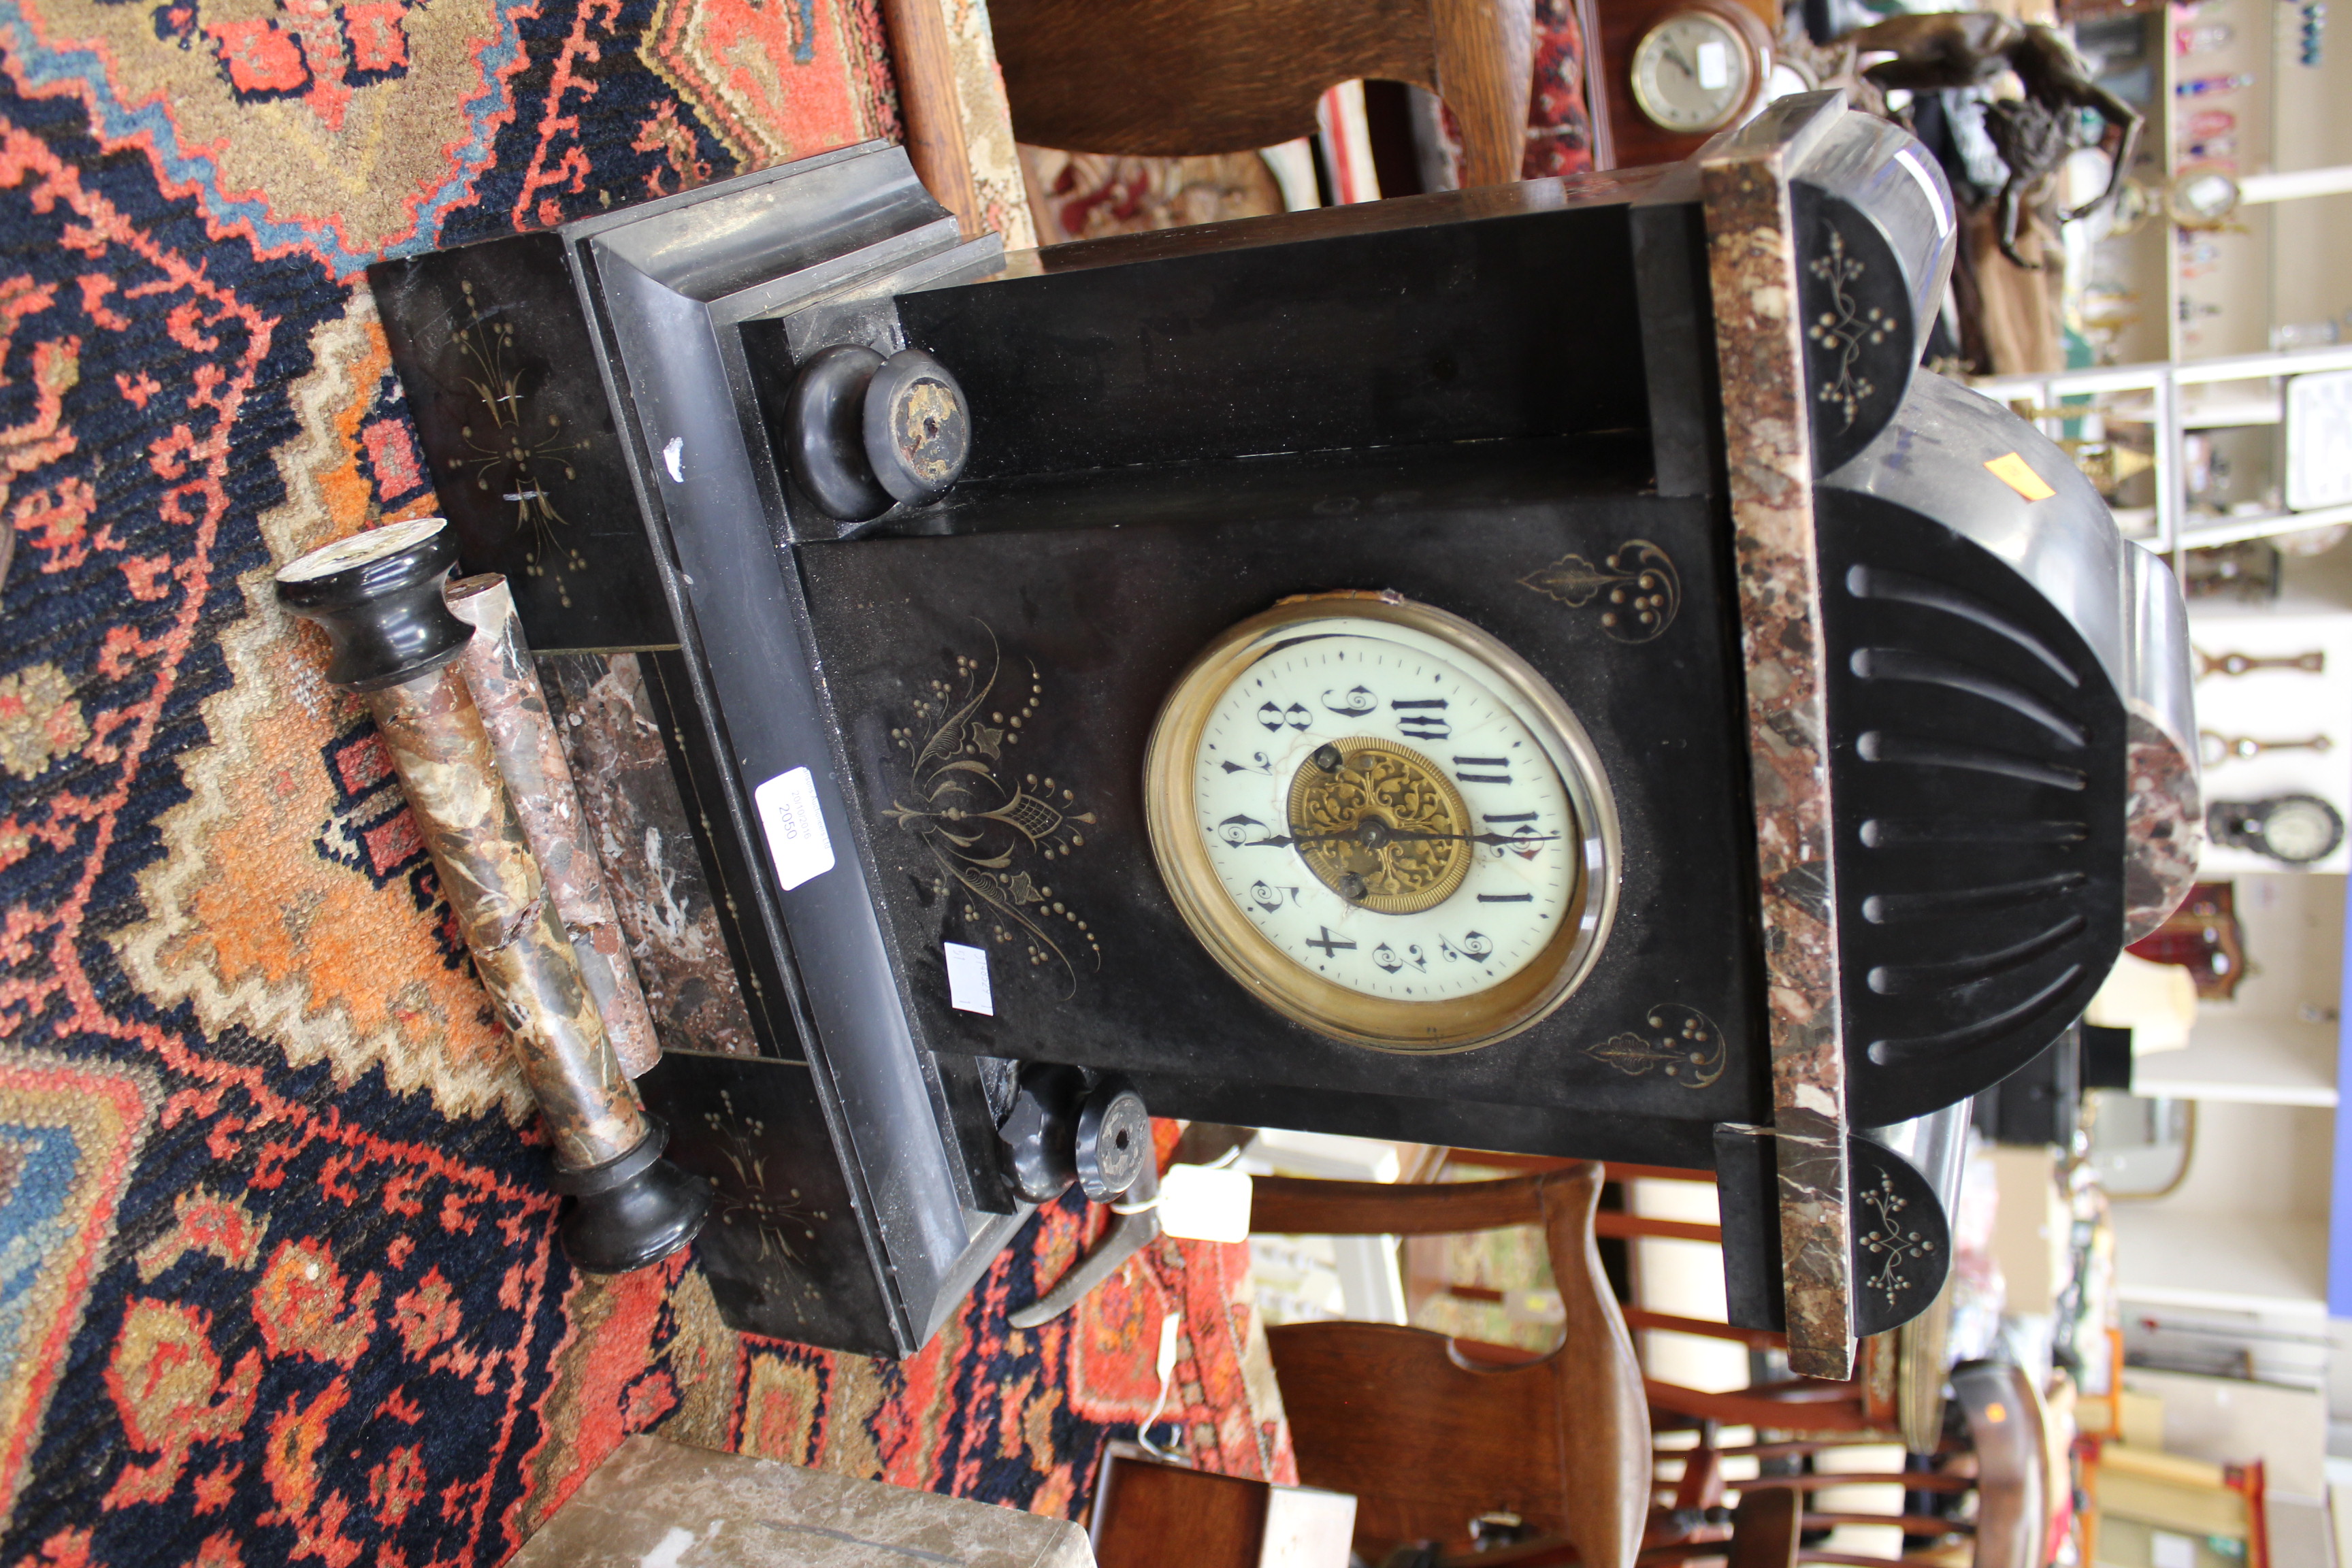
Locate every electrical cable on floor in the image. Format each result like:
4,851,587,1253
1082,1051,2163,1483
1136,1311,1183,1463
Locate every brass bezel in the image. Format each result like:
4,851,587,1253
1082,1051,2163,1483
1629,1,1771,135
1142,593,1620,1054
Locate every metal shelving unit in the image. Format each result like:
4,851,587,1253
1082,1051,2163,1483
1974,340,2352,564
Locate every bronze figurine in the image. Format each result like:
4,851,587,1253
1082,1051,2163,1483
1845,14,2143,267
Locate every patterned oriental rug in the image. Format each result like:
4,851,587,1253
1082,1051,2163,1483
0,1,1292,1563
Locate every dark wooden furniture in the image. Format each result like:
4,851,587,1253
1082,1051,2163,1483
1252,1161,1650,1568
1360,1151,2021,1563
1437,1362,2043,1567
1450,1490,1804,1568
1944,1361,2052,1568
1728,1490,1802,1568
2126,881,2246,1000
1089,1445,1356,1568
1651,1362,2048,1568
985,0,1538,188
1412,1154,1955,1448
879,0,985,235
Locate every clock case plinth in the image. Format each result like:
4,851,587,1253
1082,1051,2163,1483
370,95,2187,1362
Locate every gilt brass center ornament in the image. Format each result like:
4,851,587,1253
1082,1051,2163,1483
1287,738,1473,914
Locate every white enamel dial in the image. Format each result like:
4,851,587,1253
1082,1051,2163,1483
1145,596,1618,1051
1192,618,1577,1000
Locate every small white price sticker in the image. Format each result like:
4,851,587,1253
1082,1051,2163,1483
753,766,836,892
1156,1164,1254,1243
944,942,994,1015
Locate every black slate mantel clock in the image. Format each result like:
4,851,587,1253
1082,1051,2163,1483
370,93,2198,1373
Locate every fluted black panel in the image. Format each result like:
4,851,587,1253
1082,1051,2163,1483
1822,494,2127,1125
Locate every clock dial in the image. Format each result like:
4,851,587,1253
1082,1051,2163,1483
2260,796,2341,863
1145,595,1618,1051
1192,632,1578,1000
1631,10,1759,133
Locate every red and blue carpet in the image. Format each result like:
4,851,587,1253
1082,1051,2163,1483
0,3,1290,1563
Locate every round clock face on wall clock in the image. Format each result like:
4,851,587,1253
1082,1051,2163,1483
1143,594,1619,1052
2252,796,2342,864
1631,5,1767,133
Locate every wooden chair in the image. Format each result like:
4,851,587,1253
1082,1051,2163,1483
1434,1488,1801,1568
985,0,1539,191
1438,1379,2039,1568
1252,1160,1650,1568
1727,1490,1803,1568
1247,1152,2021,1568
1437,1154,1950,1450
1629,1362,2048,1568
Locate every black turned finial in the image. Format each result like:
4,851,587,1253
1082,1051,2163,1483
781,345,970,522
1073,1078,1149,1203
274,517,473,690
1002,1078,1156,1328
863,348,969,507
548,1118,712,1274
996,1063,1085,1204
996,1065,1149,1207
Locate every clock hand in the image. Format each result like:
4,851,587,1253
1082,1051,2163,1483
1230,823,1561,850
1228,829,1370,849
1664,42,1699,78
1376,826,1564,849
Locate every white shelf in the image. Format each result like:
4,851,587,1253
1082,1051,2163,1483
2181,387,2284,429
2093,386,2282,429
2242,166,2352,205
1974,345,2352,564
2174,500,2352,549
2112,1210,2330,1315
2119,501,2352,552
1977,342,2352,401
2135,1019,2340,1107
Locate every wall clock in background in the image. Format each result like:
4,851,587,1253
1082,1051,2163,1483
1630,1,1773,133
1143,593,1618,1054
2209,794,2345,865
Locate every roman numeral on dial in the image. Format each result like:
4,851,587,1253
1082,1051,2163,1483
1391,698,1450,741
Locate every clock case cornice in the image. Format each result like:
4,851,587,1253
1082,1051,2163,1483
368,95,2189,1362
